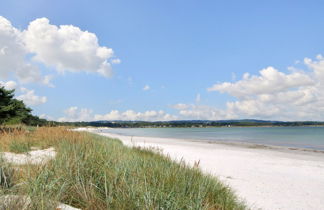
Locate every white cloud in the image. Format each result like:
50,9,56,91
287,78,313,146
58,107,177,122
304,55,324,81
23,18,115,77
58,106,93,122
0,16,118,87
172,104,235,120
0,80,17,90
95,109,177,121
178,105,224,120
226,100,280,118
16,87,47,106
205,55,324,120
143,85,150,91
0,16,48,85
208,66,314,99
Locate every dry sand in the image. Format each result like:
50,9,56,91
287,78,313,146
2,147,56,165
82,127,324,210
0,195,80,210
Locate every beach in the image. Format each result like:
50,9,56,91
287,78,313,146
84,128,324,210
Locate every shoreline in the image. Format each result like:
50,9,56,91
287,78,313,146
89,127,324,154
82,127,324,210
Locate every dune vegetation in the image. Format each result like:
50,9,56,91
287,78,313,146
0,127,246,209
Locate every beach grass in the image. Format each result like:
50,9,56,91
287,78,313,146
0,127,246,209
9,141,31,153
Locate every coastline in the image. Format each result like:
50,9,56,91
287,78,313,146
100,127,324,153
82,127,324,210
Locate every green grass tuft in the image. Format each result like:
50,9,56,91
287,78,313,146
9,141,31,153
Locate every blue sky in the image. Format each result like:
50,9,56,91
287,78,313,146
1,0,324,121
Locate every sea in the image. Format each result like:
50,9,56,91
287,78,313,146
102,127,324,151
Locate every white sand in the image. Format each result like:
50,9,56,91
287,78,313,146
56,203,81,210
2,147,56,165
0,195,80,210
83,128,324,210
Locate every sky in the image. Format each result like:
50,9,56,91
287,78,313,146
1,0,324,121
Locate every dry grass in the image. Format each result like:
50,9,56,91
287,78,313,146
0,127,84,153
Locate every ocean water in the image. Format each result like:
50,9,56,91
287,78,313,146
102,127,324,151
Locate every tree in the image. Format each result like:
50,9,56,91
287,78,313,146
0,86,32,125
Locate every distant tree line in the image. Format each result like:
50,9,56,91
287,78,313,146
63,120,324,128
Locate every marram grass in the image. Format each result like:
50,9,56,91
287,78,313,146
0,127,246,209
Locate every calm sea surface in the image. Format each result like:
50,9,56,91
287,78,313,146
102,127,324,151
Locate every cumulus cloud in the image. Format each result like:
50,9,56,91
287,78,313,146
143,85,150,91
0,16,119,86
58,107,177,122
0,17,47,85
16,87,47,106
208,66,314,98
226,100,280,118
304,55,324,81
24,18,115,77
205,55,324,120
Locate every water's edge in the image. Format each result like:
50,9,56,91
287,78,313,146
95,127,324,154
